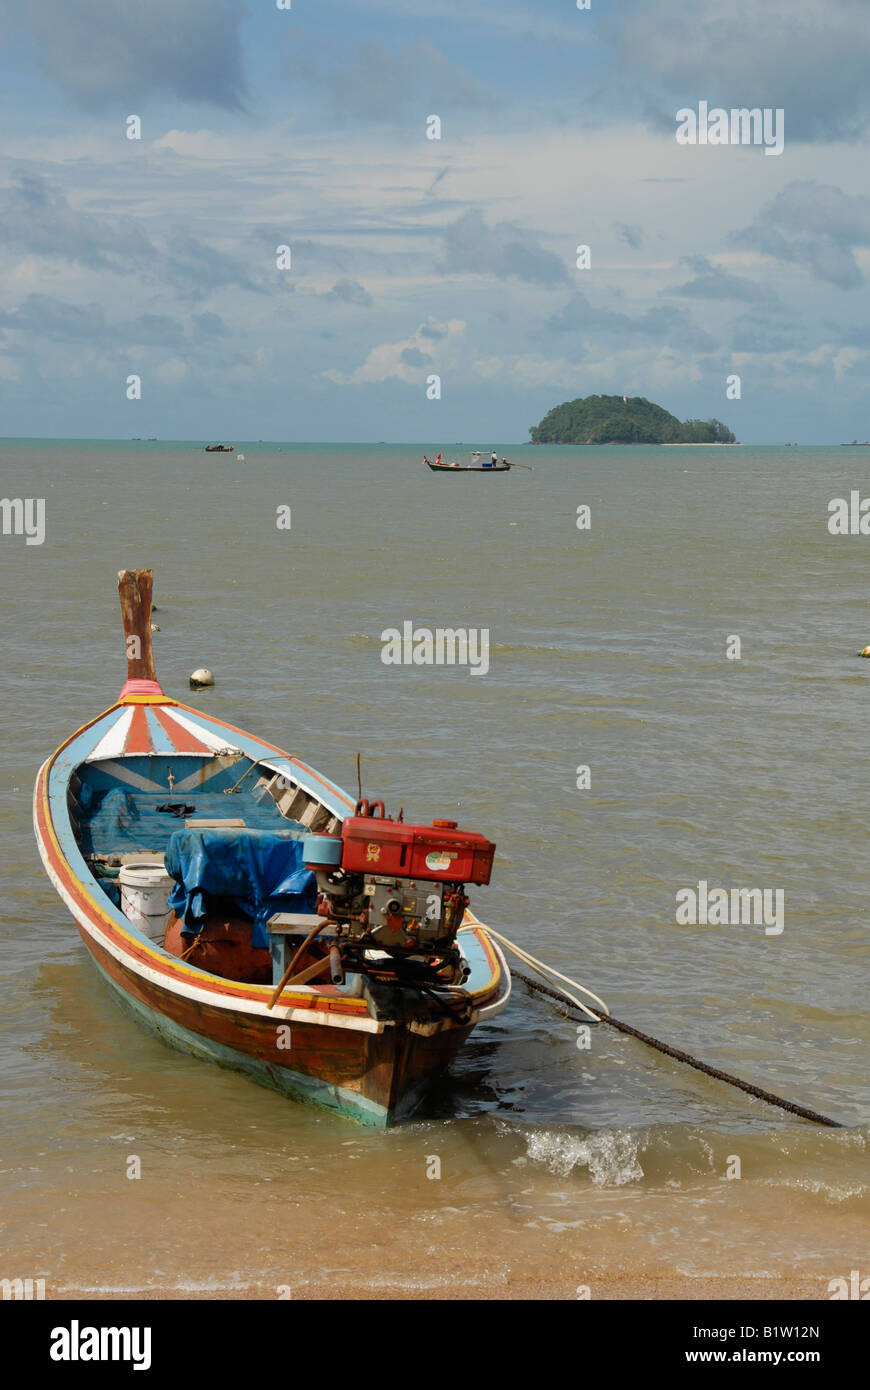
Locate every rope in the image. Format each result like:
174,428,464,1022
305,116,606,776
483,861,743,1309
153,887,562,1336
483,926,609,1020
511,969,844,1129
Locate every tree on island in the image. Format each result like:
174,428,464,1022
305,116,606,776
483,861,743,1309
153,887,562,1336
529,395,736,444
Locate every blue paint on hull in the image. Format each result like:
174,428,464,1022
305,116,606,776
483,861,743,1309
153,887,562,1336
90,956,391,1128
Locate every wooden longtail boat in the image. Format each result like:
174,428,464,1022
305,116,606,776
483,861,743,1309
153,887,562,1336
426,459,512,473
33,571,510,1126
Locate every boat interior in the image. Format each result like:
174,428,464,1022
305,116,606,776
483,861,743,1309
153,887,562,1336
67,749,483,1009
70,752,347,989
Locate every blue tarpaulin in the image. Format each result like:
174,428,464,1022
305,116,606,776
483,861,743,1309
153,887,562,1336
165,828,316,948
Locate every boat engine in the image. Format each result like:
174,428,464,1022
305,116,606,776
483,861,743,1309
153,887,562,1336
302,801,495,955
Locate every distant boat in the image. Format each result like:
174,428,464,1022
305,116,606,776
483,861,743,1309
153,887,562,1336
204,444,234,453
428,460,511,473
425,451,526,474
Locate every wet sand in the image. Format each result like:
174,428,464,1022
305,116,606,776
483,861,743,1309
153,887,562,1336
44,1276,828,1301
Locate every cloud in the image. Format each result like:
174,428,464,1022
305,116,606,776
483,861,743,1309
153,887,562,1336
728,310,801,355
399,346,430,366
614,222,644,249
323,317,465,385
439,210,569,285
192,311,231,337
282,39,482,122
729,181,870,289
155,356,190,387
425,168,450,198
0,293,188,347
0,171,152,272
0,295,108,342
668,254,778,303
324,278,373,307
5,0,246,111
545,290,713,348
0,296,246,362
361,0,589,42
604,0,870,142
0,172,267,300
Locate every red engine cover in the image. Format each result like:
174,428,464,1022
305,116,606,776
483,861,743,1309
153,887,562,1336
340,817,495,884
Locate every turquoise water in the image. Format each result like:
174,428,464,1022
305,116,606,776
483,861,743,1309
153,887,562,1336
1,439,868,1294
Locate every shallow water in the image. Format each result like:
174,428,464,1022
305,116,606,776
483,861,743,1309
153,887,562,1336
1,439,868,1296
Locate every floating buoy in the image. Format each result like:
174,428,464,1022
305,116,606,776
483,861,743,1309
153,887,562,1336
190,668,214,688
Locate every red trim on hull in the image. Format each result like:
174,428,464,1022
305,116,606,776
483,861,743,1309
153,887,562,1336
123,704,153,754
152,705,214,755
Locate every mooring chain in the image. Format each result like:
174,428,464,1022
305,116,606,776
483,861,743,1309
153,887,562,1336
511,968,844,1130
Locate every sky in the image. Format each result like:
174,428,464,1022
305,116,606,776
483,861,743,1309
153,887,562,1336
1,0,869,443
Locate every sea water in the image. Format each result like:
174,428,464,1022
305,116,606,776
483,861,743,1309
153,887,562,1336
1,439,867,1296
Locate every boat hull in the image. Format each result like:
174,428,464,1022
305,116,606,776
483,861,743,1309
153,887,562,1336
427,463,511,473
88,940,476,1126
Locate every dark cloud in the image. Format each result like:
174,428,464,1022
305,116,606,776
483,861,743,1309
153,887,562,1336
614,222,644,249
729,181,870,289
400,346,431,367
325,278,373,307
4,0,246,111
828,321,870,349
192,311,231,337
728,310,800,355
0,293,187,347
0,172,266,300
0,295,108,341
159,232,265,299
545,290,712,347
439,210,569,286
282,40,482,123
605,0,870,142
669,254,778,303
426,168,450,198
0,171,152,272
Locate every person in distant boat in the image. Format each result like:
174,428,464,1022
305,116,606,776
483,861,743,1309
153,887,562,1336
502,457,510,469
423,456,431,466
490,452,497,466
435,452,442,465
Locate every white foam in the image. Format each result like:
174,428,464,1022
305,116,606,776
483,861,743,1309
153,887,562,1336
524,1128,644,1186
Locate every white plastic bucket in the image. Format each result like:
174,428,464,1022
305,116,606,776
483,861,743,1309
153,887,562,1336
119,863,173,941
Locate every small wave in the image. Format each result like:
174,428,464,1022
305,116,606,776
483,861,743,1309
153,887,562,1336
773,1177,867,1204
524,1127,643,1186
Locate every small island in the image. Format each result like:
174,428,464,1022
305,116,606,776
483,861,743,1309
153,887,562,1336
529,395,736,445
